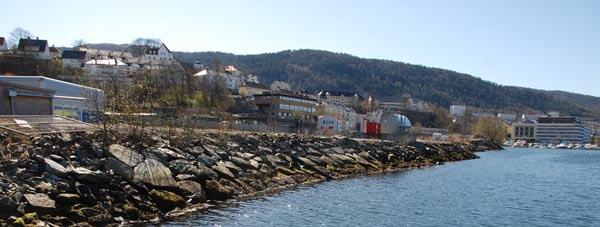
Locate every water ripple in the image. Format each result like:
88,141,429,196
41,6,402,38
165,149,600,227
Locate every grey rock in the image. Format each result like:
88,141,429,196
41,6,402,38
72,167,110,183
44,158,69,178
224,161,243,174
196,154,217,166
23,193,55,211
169,160,218,180
230,156,252,169
176,180,205,198
104,157,134,180
134,158,177,188
212,161,235,179
108,144,144,167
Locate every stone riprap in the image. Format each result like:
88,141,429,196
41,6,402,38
0,131,500,226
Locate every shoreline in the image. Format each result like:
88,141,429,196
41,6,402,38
0,131,500,226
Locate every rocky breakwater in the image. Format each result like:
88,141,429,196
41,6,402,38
0,131,498,226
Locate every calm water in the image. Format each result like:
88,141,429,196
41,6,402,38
166,148,600,226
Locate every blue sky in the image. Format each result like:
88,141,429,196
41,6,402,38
1,0,599,96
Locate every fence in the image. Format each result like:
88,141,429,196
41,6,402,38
0,115,96,136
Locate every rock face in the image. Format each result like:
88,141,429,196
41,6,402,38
134,158,177,188
0,130,493,226
108,144,144,167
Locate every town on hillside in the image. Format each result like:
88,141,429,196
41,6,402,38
0,31,598,148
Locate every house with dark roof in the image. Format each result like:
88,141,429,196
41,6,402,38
17,37,50,59
0,37,7,52
61,50,87,68
142,43,173,64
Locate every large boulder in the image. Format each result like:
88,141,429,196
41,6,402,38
212,161,235,179
148,189,185,212
44,158,69,178
168,160,218,181
23,193,55,213
108,144,144,167
230,156,252,169
134,158,177,188
204,180,234,201
104,157,134,180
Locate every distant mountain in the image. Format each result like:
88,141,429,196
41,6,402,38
85,43,131,52
174,49,600,120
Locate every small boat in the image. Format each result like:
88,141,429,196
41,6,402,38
556,143,569,149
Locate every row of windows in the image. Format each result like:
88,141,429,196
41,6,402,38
280,96,316,105
278,104,316,113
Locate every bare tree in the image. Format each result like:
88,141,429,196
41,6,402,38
8,27,34,48
72,39,87,48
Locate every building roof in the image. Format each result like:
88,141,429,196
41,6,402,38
0,80,54,94
17,38,48,52
145,43,171,55
62,50,87,59
49,47,59,53
317,90,364,99
254,92,317,101
538,116,581,124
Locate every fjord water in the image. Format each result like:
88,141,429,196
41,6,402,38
167,148,600,226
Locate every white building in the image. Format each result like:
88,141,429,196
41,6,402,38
536,116,592,144
0,76,104,122
0,37,7,52
317,115,341,135
317,90,364,107
450,105,466,117
142,43,173,65
17,38,50,60
83,59,132,84
61,50,87,68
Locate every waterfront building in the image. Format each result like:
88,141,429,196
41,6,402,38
0,76,104,122
511,119,537,141
253,92,317,132
536,116,592,144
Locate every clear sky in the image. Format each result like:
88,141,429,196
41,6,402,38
1,0,598,96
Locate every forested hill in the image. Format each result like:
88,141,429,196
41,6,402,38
173,49,600,120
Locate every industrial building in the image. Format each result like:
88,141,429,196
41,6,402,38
253,92,317,132
0,76,104,122
0,80,54,115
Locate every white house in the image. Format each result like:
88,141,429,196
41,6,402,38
142,43,173,65
61,50,87,68
17,38,50,59
0,37,7,52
